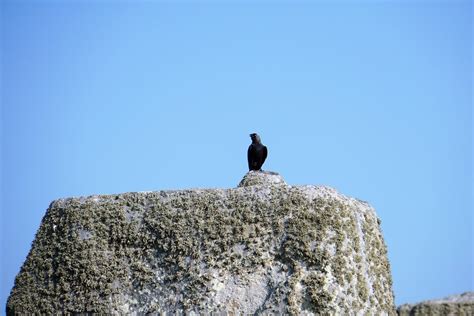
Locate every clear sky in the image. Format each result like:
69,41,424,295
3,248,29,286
1,0,472,311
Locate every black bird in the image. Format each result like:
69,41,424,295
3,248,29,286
248,133,268,171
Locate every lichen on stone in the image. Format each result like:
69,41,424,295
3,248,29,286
7,171,395,315
397,292,474,316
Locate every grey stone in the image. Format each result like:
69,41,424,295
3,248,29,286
397,292,474,316
7,172,395,314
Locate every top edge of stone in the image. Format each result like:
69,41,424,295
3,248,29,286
399,292,474,308
48,172,373,213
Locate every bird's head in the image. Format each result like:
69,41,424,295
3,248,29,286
250,133,261,143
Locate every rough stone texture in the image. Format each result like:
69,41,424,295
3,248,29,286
397,292,474,316
7,171,395,314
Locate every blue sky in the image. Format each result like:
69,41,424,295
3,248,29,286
1,0,472,311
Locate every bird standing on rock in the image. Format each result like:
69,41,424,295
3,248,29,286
248,133,268,171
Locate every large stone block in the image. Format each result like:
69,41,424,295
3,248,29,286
7,171,395,314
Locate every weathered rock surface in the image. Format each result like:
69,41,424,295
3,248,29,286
7,171,395,314
397,292,474,316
